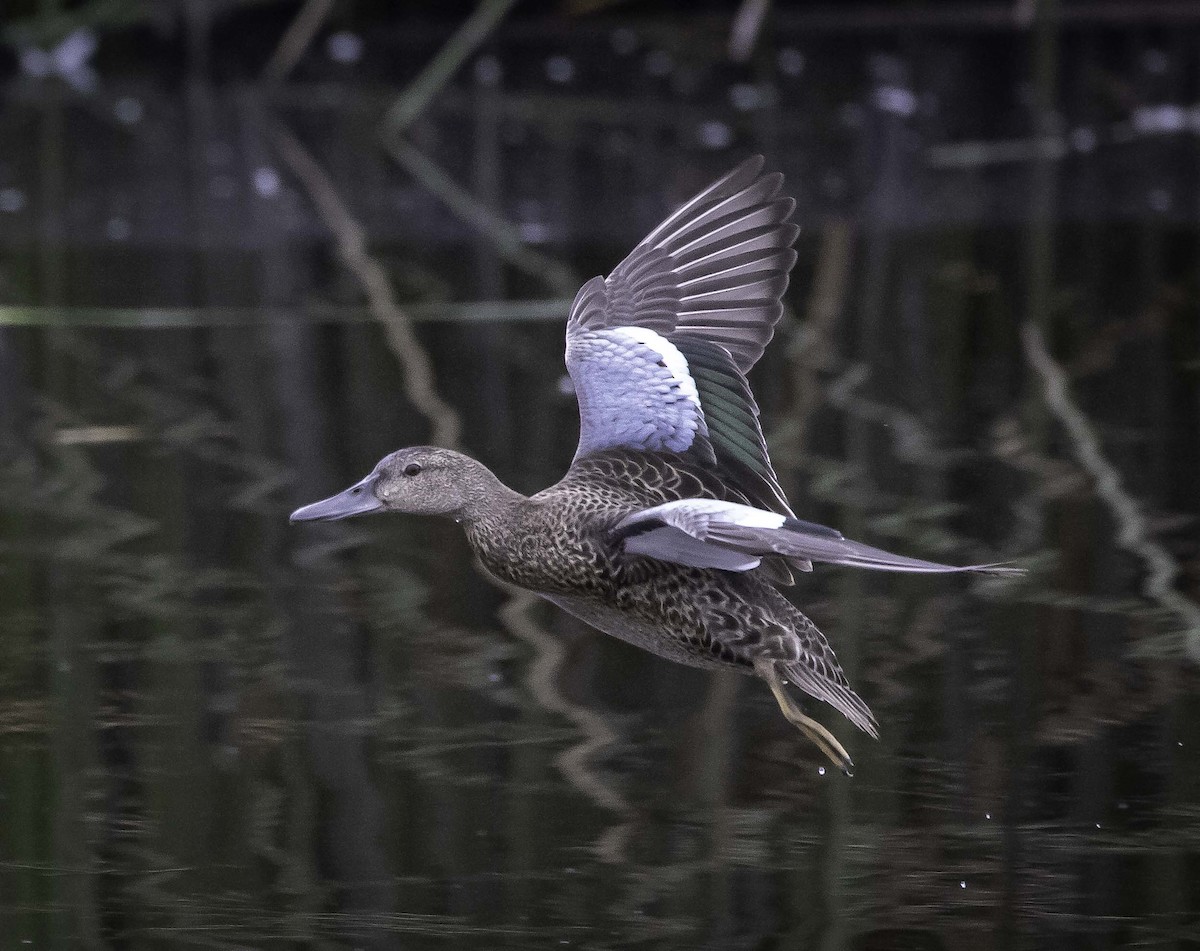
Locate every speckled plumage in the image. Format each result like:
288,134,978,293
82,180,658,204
461,449,877,740
292,158,1021,773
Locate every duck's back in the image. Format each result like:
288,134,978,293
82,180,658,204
464,450,743,595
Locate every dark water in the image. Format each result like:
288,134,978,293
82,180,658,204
2,5,1199,949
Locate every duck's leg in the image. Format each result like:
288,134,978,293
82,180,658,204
755,658,854,776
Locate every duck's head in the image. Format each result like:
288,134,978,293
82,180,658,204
289,446,503,523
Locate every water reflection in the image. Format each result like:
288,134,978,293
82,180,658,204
1,240,1196,950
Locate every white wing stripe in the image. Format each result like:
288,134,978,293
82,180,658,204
617,499,1025,577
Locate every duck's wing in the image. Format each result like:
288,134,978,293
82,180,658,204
614,499,1026,577
566,156,799,515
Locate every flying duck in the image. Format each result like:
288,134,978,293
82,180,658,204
291,157,1021,774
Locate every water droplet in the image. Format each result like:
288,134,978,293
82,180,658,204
777,47,805,77
1070,127,1096,152
697,120,732,150
254,166,281,197
817,766,826,776
518,221,551,244
1133,104,1186,135
546,55,575,84
0,187,26,213
114,96,143,124
729,83,763,112
326,31,363,64
644,50,673,77
611,28,637,57
474,55,502,86
1143,48,1170,74
874,85,917,117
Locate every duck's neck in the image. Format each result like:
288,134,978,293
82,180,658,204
454,466,527,528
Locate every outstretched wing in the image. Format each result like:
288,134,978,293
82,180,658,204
566,156,799,514
614,499,1026,577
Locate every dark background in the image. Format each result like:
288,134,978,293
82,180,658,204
0,1,1198,948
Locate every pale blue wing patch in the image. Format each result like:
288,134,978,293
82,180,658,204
568,325,710,461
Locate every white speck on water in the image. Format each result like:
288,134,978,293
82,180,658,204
326,31,363,64
698,120,733,149
960,880,967,889
1133,104,1186,135
546,55,575,84
487,672,501,683
106,217,131,241
1095,823,1101,829
777,47,805,77
1178,741,1184,747
21,48,52,78
518,221,551,244
874,85,917,117
985,812,992,820
1149,189,1171,212
644,50,673,77
474,55,502,86
114,96,143,124
1143,48,1170,75
730,83,763,112
1070,127,1097,152
254,166,281,197
611,28,637,56
817,766,826,776
1118,801,1129,810
0,187,26,213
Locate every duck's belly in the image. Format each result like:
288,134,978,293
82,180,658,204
540,591,742,672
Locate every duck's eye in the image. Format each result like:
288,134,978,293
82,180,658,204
403,463,422,477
